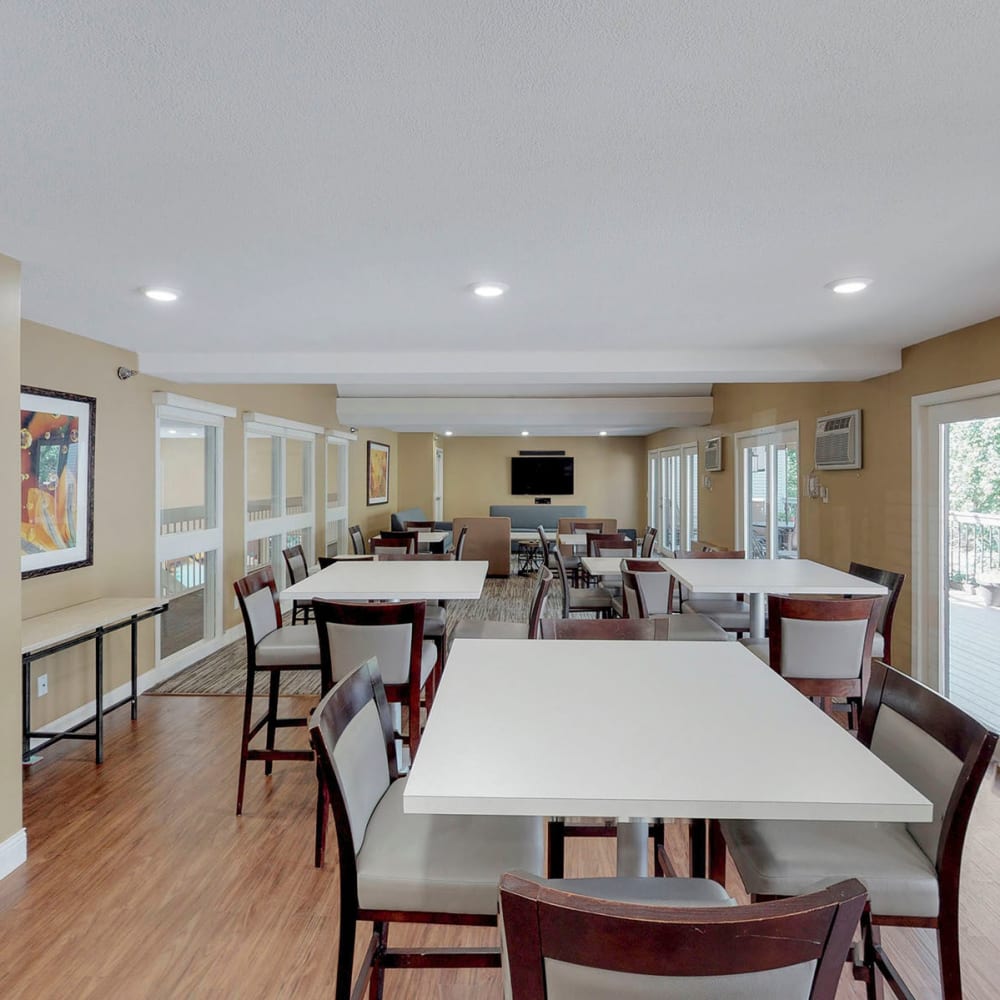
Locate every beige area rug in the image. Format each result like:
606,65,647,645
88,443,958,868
148,575,563,696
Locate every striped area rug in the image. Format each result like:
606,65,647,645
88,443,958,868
148,575,563,696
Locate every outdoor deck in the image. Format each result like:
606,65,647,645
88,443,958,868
948,593,1000,733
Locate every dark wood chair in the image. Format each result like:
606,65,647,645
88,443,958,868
716,659,999,1000
537,524,579,586
743,594,880,726
311,598,438,767
348,524,366,555
585,532,634,557
640,525,658,557
551,546,613,619
403,519,435,529
232,566,330,816
376,529,419,553
452,565,553,641
309,659,544,1000
618,562,668,618
370,534,416,556
673,547,751,636
453,524,468,560
499,871,867,1000
281,543,313,623
319,555,374,568
848,561,905,664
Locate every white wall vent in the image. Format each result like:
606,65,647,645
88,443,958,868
815,409,862,470
704,436,723,472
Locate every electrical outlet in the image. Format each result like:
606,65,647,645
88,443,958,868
37,674,48,697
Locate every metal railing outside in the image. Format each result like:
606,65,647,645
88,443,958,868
949,511,1000,585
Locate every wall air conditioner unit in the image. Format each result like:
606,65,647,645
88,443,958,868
704,436,723,472
815,409,862,470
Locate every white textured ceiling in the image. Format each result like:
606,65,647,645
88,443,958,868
4,2,1000,428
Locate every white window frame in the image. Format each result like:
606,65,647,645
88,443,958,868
244,412,321,584
325,429,354,558
647,442,699,553
153,394,234,671
734,422,799,559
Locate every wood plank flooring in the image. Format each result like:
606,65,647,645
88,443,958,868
0,693,997,998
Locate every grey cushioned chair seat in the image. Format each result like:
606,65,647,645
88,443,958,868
664,614,728,641
255,625,322,667
357,778,544,914
543,876,735,908
682,600,751,631
872,630,885,658
422,604,447,637
741,638,770,664
568,586,614,609
720,817,939,917
451,620,530,640
416,640,438,685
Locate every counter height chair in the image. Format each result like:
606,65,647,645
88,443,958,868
640,525,658,557
586,532,633,557
452,566,553,641
453,524,468,560
349,524,366,555
371,535,416,556
551,546,613,619
538,525,579,586
676,548,752,636
310,659,544,1000
716,660,999,1000
233,566,329,817
499,871,867,1000
848,561,905,664
743,595,880,725
403,519,446,552
281,544,313,624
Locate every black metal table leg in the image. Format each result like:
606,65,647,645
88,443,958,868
22,654,31,764
130,615,139,720
95,627,104,764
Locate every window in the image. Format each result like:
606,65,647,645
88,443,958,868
326,432,352,557
648,442,700,553
734,422,799,559
154,394,235,667
244,413,320,584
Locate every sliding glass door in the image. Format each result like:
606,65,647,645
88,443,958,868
648,443,699,553
735,423,799,559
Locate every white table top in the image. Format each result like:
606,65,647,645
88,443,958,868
511,529,541,543
281,559,488,601
557,533,587,547
22,597,166,655
659,557,889,596
405,639,930,823
374,530,447,544
581,556,629,576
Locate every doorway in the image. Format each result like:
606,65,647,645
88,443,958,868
734,423,799,560
434,448,444,521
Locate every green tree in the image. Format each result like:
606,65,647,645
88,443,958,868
948,418,1000,514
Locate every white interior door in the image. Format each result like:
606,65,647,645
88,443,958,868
434,448,444,521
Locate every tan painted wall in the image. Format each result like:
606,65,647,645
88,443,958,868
20,320,393,728
1,255,23,846
160,438,206,508
646,313,1000,675
396,433,439,516
441,435,647,530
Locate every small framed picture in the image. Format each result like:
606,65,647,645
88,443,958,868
367,440,390,505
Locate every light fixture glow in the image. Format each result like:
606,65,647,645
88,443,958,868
168,429,177,435
144,288,179,302
444,430,453,437
471,282,508,299
521,430,530,436
598,430,608,436
826,278,872,295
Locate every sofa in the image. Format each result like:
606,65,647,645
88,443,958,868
489,504,587,553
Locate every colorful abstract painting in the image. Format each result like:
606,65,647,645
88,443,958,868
367,440,389,506
21,386,96,578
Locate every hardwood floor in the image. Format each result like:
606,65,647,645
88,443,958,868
1,693,997,998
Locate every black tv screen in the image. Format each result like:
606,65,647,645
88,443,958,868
511,456,574,495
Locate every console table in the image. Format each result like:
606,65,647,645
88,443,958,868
22,598,168,764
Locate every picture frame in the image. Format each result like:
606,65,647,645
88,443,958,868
20,385,97,578
366,440,390,506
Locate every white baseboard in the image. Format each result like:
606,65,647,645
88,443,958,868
29,623,246,752
0,828,27,880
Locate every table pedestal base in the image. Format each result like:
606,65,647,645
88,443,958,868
616,819,650,877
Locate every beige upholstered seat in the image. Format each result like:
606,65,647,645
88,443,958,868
552,547,612,618
255,625,326,666
660,614,728,641
452,565,553,641
499,871,867,1000
717,660,999,1000
310,659,545,1000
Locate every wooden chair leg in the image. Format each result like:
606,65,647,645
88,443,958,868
408,684,422,761
370,921,388,1000
547,820,566,878
938,901,963,1000
335,898,358,1000
651,820,666,876
708,818,727,885
235,668,256,815
858,908,885,1000
688,817,707,878
264,672,280,775
314,765,329,868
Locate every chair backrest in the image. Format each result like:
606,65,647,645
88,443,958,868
371,535,416,556
640,526,658,558
349,524,366,555
620,560,670,618
550,547,574,618
404,520,435,530
586,533,632,557
282,544,309,586
539,617,670,640
569,520,605,535
311,599,426,688
766,595,879,680
848,562,905,659
234,566,282,650
527,566,555,639
674,548,747,603
380,529,419,551
859,659,998,875
595,543,634,559
454,524,469,560
310,659,399,892
499,872,867,1000
536,524,553,554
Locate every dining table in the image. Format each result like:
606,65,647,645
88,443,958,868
659,557,889,639
404,637,931,878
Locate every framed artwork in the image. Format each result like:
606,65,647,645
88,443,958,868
20,385,97,578
366,440,390,506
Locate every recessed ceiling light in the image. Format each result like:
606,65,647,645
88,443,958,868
598,430,608,437
471,282,508,299
826,278,872,295
521,430,530,437
168,429,177,435
144,287,180,302
444,430,453,437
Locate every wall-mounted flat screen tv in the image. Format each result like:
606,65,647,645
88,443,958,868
511,456,574,495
